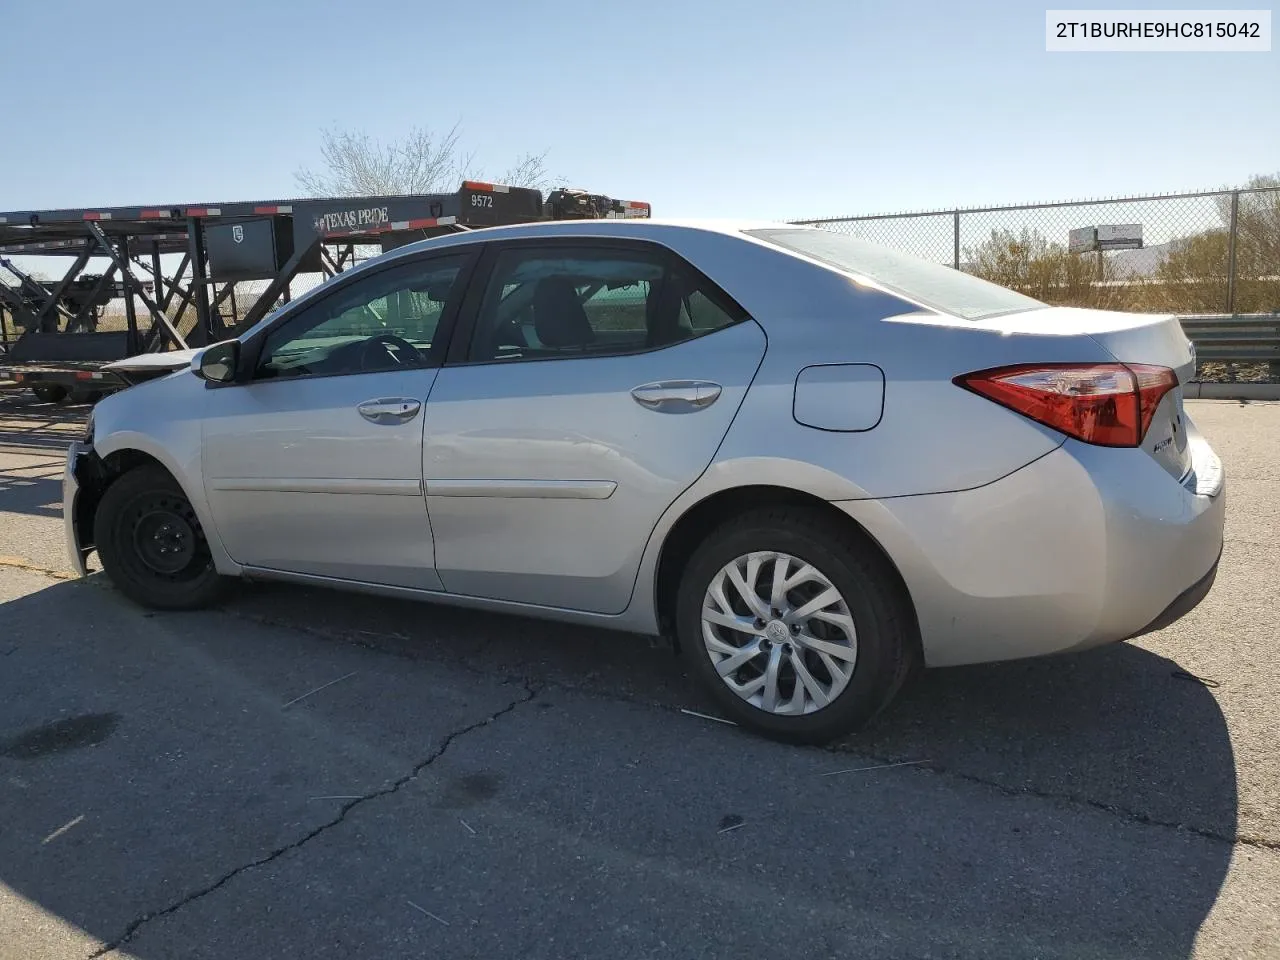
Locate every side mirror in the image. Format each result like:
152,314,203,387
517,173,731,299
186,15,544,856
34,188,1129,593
194,339,241,384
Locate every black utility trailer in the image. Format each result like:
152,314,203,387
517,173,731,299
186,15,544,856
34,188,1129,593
0,182,650,401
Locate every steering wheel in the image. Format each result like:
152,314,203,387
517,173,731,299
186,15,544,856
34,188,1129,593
358,333,423,371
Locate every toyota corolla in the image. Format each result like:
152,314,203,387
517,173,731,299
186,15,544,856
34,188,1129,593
63,220,1225,743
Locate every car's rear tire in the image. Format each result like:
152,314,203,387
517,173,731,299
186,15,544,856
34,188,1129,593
93,465,227,610
675,506,917,745
32,384,68,404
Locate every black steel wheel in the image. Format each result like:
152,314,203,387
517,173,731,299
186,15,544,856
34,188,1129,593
93,465,227,610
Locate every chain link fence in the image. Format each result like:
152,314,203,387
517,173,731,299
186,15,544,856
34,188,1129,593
791,186,1280,317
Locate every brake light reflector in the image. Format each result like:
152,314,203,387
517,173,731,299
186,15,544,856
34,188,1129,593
954,362,1178,447
462,180,511,194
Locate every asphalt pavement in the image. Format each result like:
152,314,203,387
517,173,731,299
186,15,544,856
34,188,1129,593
1,387,1277,959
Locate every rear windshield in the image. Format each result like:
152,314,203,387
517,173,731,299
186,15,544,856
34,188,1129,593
744,227,1046,321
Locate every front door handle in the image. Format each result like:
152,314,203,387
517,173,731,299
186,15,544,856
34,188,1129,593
357,397,421,425
630,380,723,413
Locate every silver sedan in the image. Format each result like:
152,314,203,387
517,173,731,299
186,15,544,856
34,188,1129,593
64,220,1226,743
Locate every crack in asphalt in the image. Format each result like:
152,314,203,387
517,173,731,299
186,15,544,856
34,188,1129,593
224,604,1280,852
87,680,538,958
823,745,1280,853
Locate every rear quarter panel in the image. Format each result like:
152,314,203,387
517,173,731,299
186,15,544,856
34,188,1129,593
660,230,1100,499
619,228,1119,632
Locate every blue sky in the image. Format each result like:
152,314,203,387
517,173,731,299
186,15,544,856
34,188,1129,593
1,0,1275,221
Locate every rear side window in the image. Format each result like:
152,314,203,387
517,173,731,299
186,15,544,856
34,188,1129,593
465,245,744,363
681,289,735,333
578,273,653,341
745,227,1046,321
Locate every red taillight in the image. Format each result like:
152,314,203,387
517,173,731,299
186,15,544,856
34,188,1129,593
954,362,1178,447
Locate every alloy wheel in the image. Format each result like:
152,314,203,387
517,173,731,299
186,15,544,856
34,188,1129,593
700,551,858,716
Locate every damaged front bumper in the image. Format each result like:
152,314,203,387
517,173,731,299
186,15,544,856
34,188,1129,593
63,440,92,577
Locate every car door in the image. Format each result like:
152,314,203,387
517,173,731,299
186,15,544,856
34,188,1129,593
200,249,474,589
421,238,768,613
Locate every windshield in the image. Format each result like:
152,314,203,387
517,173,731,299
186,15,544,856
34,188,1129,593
745,227,1046,321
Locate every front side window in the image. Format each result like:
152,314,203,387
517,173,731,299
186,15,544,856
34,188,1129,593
466,245,744,363
255,255,467,379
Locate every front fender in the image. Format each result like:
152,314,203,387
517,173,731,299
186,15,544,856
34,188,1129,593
88,431,241,577
94,429,199,494
74,377,242,577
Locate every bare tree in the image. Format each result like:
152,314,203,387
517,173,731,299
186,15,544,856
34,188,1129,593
295,123,560,197
1232,173,1280,295
1156,172,1280,314
1213,171,1280,232
495,150,556,194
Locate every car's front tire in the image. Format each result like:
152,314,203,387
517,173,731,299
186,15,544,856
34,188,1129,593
675,507,917,744
93,465,227,610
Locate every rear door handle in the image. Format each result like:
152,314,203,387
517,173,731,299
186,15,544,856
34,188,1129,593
630,380,722,413
357,397,422,425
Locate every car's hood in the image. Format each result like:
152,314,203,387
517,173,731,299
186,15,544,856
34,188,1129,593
101,348,201,373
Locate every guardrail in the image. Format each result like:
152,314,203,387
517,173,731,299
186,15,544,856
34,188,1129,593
1178,313,1280,366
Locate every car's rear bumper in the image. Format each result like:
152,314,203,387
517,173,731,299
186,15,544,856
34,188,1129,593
1124,546,1220,640
834,420,1226,667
